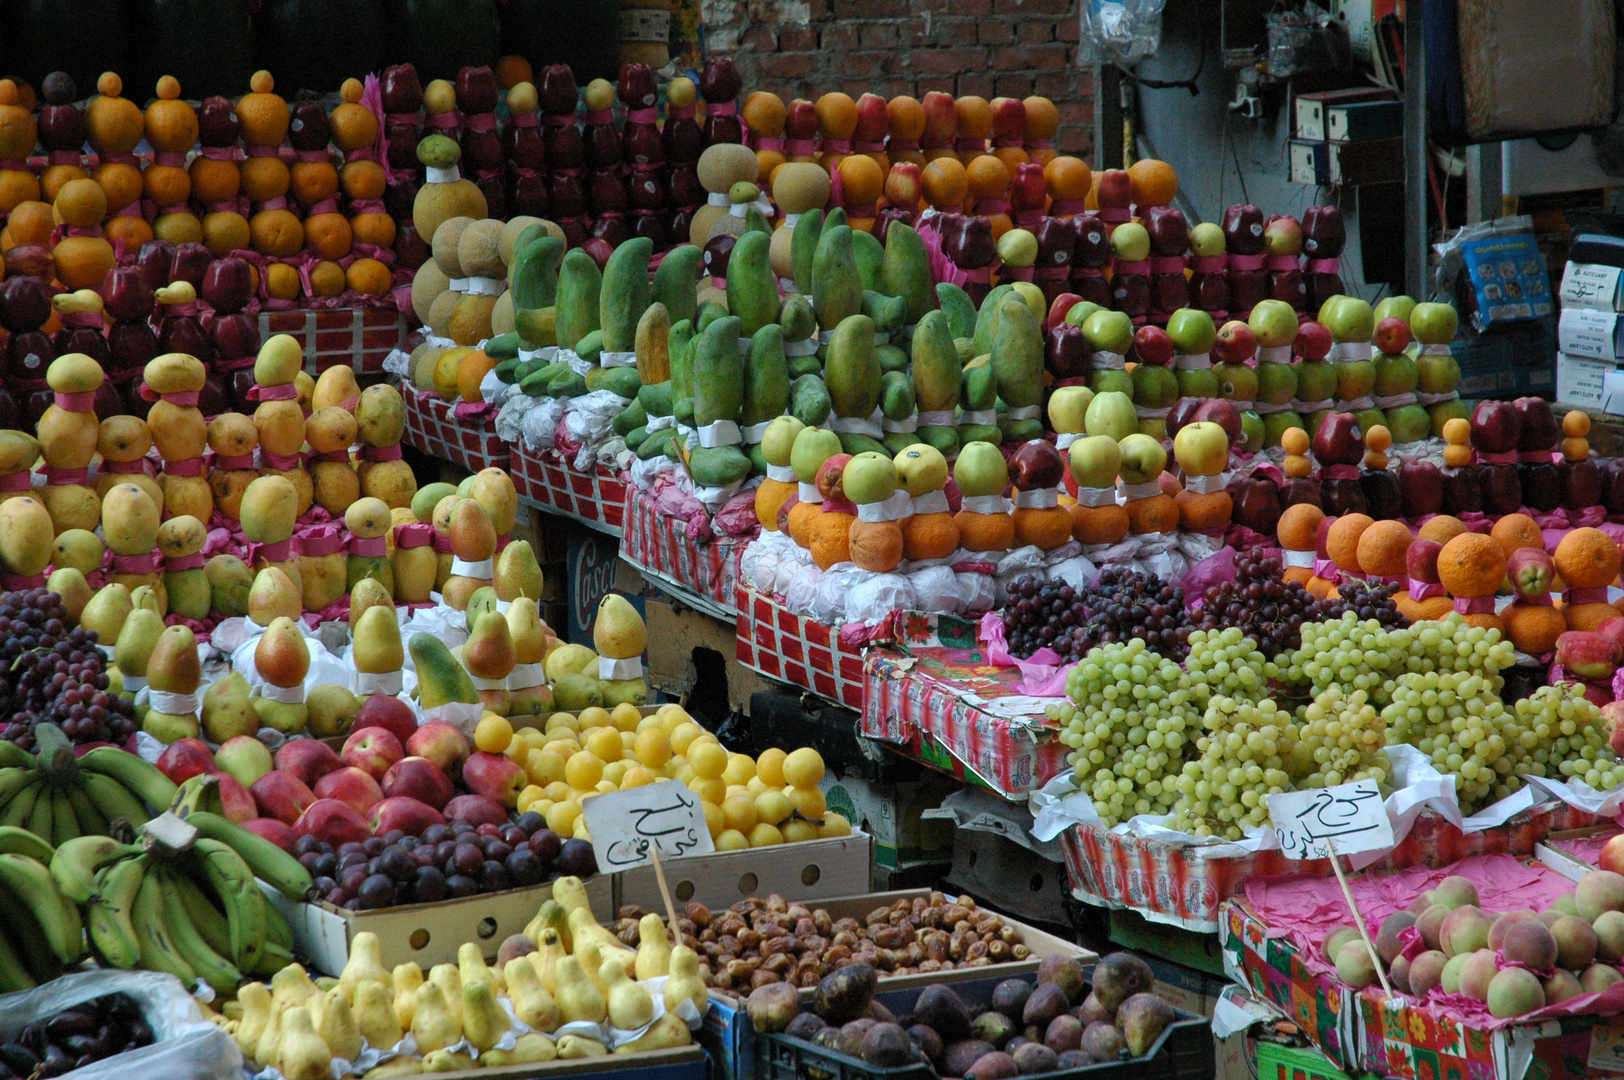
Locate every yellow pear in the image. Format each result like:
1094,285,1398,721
552,956,606,1024
313,987,362,1062
665,944,707,1019
392,963,423,1030
479,1032,556,1066
353,981,402,1049
601,959,654,1030
113,608,165,686
349,576,396,629
409,981,461,1054
493,540,543,601
79,582,133,644
352,604,404,675
467,468,517,536
503,957,560,1032
429,964,463,1025
461,978,508,1053
234,981,273,1062
46,567,91,624
338,931,392,1001
634,913,671,980
593,593,647,660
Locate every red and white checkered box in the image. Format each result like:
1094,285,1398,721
507,447,626,534
400,383,507,473
620,484,752,617
734,587,867,709
259,307,407,377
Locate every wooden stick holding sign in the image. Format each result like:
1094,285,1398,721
1267,779,1395,998
648,845,680,942
581,781,714,940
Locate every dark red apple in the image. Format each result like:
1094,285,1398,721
699,57,743,145
288,101,330,152
1009,439,1065,491
1469,400,1521,455
1165,397,1205,440
202,257,255,314
1141,204,1189,258
1562,458,1604,511
1193,398,1244,447
170,242,214,288
1228,474,1281,536
101,266,156,322
135,240,175,293
197,95,239,147
1513,397,1559,452
1311,411,1365,467
455,65,500,115
1044,324,1088,381
381,63,424,116
1132,325,1175,366
1294,320,1332,361
1361,468,1403,520
1398,459,1443,518
1212,321,1257,364
1373,317,1411,356
1222,204,1265,256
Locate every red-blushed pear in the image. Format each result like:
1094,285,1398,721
211,771,258,823
353,694,418,747
241,817,297,852
214,734,274,789
341,726,405,780
157,738,217,785
381,756,454,810
445,793,509,827
293,798,372,847
250,770,317,825
1248,299,1298,349
314,766,385,817
369,796,446,837
406,720,470,773
462,750,527,808
1596,617,1624,655
273,737,343,790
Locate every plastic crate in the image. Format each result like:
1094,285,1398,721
755,971,1214,1080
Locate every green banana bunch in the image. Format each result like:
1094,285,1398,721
0,850,85,991
0,725,179,848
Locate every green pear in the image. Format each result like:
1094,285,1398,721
114,609,166,686
465,587,499,633
130,584,164,615
205,555,253,618
201,671,259,743
46,567,91,625
352,605,404,675
494,541,544,602
80,583,134,646
601,678,648,707
411,482,460,524
306,685,361,739
593,594,647,660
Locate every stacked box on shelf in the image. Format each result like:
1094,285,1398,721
734,586,869,710
1558,247,1624,413
620,482,751,619
1061,801,1598,932
261,307,409,377
507,446,626,535
400,382,506,473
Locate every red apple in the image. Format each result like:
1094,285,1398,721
462,752,527,809
293,798,372,848
381,756,455,811
1311,412,1365,467
444,794,510,828
1295,320,1332,361
1507,548,1556,599
1212,320,1257,364
1047,293,1083,329
314,767,386,817
1263,214,1303,256
241,817,297,852
353,694,418,747
884,161,922,207
1193,398,1243,447
1373,317,1411,356
156,738,216,786
273,738,344,790
1096,169,1131,211
209,771,258,823
1132,325,1175,367
250,771,317,825
369,796,446,837
406,721,470,773
1406,537,1443,583
1469,400,1521,455
1556,632,1620,681
341,727,405,781
1165,397,1205,440
1008,440,1065,491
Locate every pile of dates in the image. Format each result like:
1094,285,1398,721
0,993,153,1078
610,892,1032,992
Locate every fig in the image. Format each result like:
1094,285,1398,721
942,1039,996,1076
859,1022,913,1067
814,962,878,1024
746,981,801,1034
1021,983,1068,1029
969,1010,1013,1049
989,979,1032,1021
1011,1041,1059,1074
1117,992,1175,1057
912,984,971,1041
1036,955,1087,1004
1079,1020,1126,1062
1090,952,1154,1013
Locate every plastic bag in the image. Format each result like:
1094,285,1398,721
1046,551,1098,591
1084,537,1140,569
520,397,568,453
493,393,533,445
1077,0,1166,66
772,542,813,597
784,562,823,614
812,562,862,624
628,453,678,490
1176,529,1228,570
956,569,1000,613
0,970,243,1080
564,390,631,457
907,563,970,614
846,570,918,625
1132,532,1187,582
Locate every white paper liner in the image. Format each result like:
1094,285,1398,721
1256,345,1293,363
425,165,460,183
1332,341,1374,361
599,350,637,368
599,656,643,680
449,277,470,293
696,420,742,447
1076,486,1119,507
1372,391,1419,409
1420,343,1453,355
122,674,148,694
706,191,729,207
1120,480,1163,500
1054,432,1081,450
960,494,1010,514
147,689,199,714
873,332,891,346
1012,487,1060,509
1091,350,1126,370
1417,390,1460,405
507,662,547,689
959,409,996,426
783,212,802,227
855,501,892,522
728,202,749,218
741,421,771,443
911,490,950,515
257,681,305,704
882,414,919,433
468,672,510,691
352,669,404,696
797,482,824,503
1283,549,1316,568
1006,405,1041,420
451,556,495,577
1335,396,1375,411
1290,397,1335,413
1174,352,1211,370
766,464,796,482
1182,472,1228,494
465,276,504,297
831,414,883,437
645,414,676,432
918,409,956,426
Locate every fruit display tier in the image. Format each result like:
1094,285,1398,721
620,482,755,620
734,587,871,712
505,446,628,537
399,382,508,476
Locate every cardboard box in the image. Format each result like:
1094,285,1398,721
820,767,958,873
424,1044,704,1080
1289,138,1403,186
507,449,626,536
616,831,874,911
1294,86,1394,141
1560,260,1624,312
701,889,1097,1080
1556,352,1622,412
261,872,614,976
932,787,1070,927
1559,305,1624,361
1327,99,1403,141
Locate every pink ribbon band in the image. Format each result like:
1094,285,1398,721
349,536,387,557
164,553,206,572
1567,587,1612,605
44,467,90,486
465,113,498,132
1149,256,1187,274
361,444,403,462
972,198,1007,215
307,449,351,464
707,100,738,116
1307,257,1341,273
430,533,453,554
296,526,344,557
1453,596,1497,614
1266,254,1302,271
246,145,281,158
1049,199,1088,215
783,138,816,155
1189,255,1228,273
53,390,97,412
628,108,658,124
888,138,920,152
1227,254,1267,271
1476,450,1519,466
104,458,151,475
821,138,852,154
111,551,162,574
0,572,44,591
395,522,433,548
260,450,303,471
954,137,985,152
0,473,32,491
853,139,886,153
1113,259,1151,276
253,538,294,563
246,383,300,401
1312,557,1338,580
1407,579,1446,600
163,457,204,478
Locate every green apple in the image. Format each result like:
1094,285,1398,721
894,444,949,495
1239,411,1265,453
1176,367,1219,399
1317,293,1348,325
1214,361,1258,403
1416,350,1460,395
1373,353,1418,397
1410,302,1459,345
1256,362,1298,406
1047,385,1094,434
1110,221,1151,262
1189,222,1226,257
842,452,899,505
1117,433,1167,483
954,441,1009,497
1248,299,1299,349
1384,404,1432,445
1131,364,1179,410
1084,390,1138,441
214,734,273,789
1335,360,1376,402
762,416,807,468
1295,358,1337,403
1262,412,1305,448
1373,294,1417,324
1173,421,1230,476
1136,417,1167,440
1009,282,1046,321
1089,369,1134,396
1064,301,1105,329
1428,398,1471,436
1165,308,1217,355
1355,407,1387,436
791,426,844,483
1324,297,1374,343
1069,435,1122,487
1082,309,1135,354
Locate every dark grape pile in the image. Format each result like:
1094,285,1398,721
1191,550,1407,657
1004,567,1191,662
0,589,136,749
298,813,597,910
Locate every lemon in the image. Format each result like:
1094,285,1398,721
474,714,513,754
517,784,545,812
748,822,784,847
754,789,791,826
716,828,749,851
595,779,616,794
601,760,629,786
578,706,611,729
585,727,623,761
722,753,756,786
669,723,704,755
722,795,758,834
781,820,819,844
783,748,825,788
786,785,826,819
610,702,643,731
687,739,727,780
820,812,852,838
755,748,787,787
703,801,725,839
689,776,726,805
546,800,581,834
565,751,603,790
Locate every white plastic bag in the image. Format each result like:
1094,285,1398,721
956,569,1000,613
1046,551,1098,591
772,542,813,597
628,454,677,490
520,397,568,453
846,570,918,624
994,545,1049,602
494,393,536,444
1132,532,1187,582
0,971,243,1080
784,562,823,614
907,564,969,614
812,562,861,624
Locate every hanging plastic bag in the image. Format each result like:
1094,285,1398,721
1078,0,1166,66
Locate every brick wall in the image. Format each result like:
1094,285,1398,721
704,0,1095,157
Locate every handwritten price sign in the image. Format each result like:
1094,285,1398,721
580,782,715,874
1266,780,1394,861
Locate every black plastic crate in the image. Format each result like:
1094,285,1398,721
750,688,922,784
755,970,1214,1080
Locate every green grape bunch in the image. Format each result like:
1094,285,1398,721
1171,696,1300,840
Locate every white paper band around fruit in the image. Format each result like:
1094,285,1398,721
1120,480,1163,501
1182,472,1228,494
1006,406,1042,421
1283,549,1316,568
1257,345,1294,364
1076,486,1119,507
599,656,643,680
766,464,796,482
599,350,638,369
831,412,884,438
1054,432,1081,450
506,662,546,690
918,410,955,427
352,670,404,696
258,682,306,705
468,673,509,691
147,689,201,714
797,482,824,504
911,490,951,515
696,420,742,447
783,336,819,357
425,165,460,183
741,421,772,444
959,409,996,426
450,557,494,578
1134,405,1170,420
1174,352,1211,370
1012,487,1061,508
960,494,1011,514
1091,350,1126,370
882,414,919,433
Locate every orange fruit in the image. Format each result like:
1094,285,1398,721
241,157,290,202
921,157,968,208
266,262,300,300
0,170,41,216
144,77,198,152
1441,418,1471,445
1356,520,1412,577
1418,515,1467,546
53,235,116,290
309,260,346,297
837,155,883,209
1128,158,1178,208
104,215,153,252
1023,96,1059,140
152,211,203,245
1277,503,1325,552
290,160,340,208
351,212,396,250
966,155,1010,199
954,96,993,137
1364,425,1392,452
201,211,250,255
1489,513,1543,558
249,208,304,257
1325,513,1374,572
1281,427,1311,456
93,162,143,211
39,165,87,205
346,257,392,296
494,55,533,90
1503,603,1567,657
330,79,380,152
142,163,190,207
304,213,353,260
340,160,387,202
84,73,144,155
189,156,241,204
1565,411,1592,438
238,71,289,147
1437,532,1506,598
4,201,53,248
1554,527,1621,589
887,96,925,141
55,178,108,228
742,92,787,135
1044,156,1092,201
1442,444,1473,469
814,93,857,138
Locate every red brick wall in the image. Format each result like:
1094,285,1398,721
704,0,1095,157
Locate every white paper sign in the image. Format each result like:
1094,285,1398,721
580,782,715,873
1267,779,1395,860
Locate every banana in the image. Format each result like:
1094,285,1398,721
0,765,38,810
87,855,145,969
260,888,293,951
0,866,65,983
249,939,295,977
195,836,268,971
0,778,41,829
186,811,313,900
65,781,109,837
25,784,53,839
155,864,244,995
0,853,85,964
132,866,197,986
0,742,33,770
166,865,234,958
78,771,153,828
79,747,178,812
49,786,78,847
0,825,55,862
0,922,35,992
51,834,138,904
